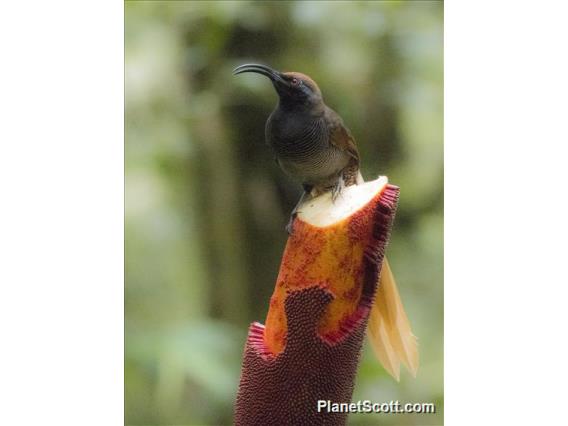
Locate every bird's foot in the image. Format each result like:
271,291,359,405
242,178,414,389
285,213,297,235
331,177,345,203
286,189,311,235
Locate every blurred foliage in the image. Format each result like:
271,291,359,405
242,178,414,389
125,1,443,425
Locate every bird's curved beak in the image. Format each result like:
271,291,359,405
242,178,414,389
233,63,286,85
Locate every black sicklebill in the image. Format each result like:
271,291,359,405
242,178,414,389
233,63,363,233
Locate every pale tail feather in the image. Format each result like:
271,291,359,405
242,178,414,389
366,257,418,380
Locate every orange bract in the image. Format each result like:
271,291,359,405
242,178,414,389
264,182,387,354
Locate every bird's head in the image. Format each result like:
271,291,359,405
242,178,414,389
233,63,324,113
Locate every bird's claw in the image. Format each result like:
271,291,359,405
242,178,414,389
331,177,345,203
286,213,297,235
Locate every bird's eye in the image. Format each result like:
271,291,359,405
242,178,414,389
291,78,300,86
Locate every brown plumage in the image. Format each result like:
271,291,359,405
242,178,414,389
233,64,363,231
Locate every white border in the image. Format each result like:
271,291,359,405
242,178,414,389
446,1,568,424
0,2,124,425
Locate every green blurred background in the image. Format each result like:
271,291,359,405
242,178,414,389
125,1,443,425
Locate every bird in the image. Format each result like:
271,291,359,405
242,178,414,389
233,63,363,233
234,63,418,381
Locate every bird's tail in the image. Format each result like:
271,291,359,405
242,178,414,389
366,257,418,381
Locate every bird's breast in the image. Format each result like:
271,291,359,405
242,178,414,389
277,148,350,187
266,115,350,186
267,114,322,153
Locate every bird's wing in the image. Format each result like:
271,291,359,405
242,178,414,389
367,257,419,381
326,108,360,163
